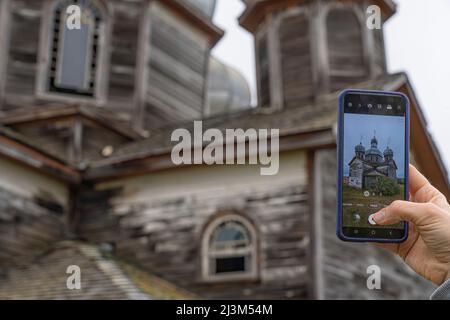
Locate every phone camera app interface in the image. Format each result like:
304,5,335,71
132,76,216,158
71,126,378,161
342,94,407,236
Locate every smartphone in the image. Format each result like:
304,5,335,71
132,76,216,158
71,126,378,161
337,89,410,243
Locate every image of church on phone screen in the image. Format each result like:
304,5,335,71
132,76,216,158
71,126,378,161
342,114,405,228
349,135,397,189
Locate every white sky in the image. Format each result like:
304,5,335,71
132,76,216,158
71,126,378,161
212,0,450,177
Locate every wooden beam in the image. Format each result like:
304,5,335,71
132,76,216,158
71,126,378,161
0,134,81,184
71,119,83,164
0,106,78,125
84,129,335,181
310,149,326,300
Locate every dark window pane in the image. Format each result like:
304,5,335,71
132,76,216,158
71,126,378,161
211,221,250,250
48,0,101,97
57,20,92,90
215,257,246,274
215,227,246,243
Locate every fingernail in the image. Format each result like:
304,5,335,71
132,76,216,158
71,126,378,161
373,209,386,223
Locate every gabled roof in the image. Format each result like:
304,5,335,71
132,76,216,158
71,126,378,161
348,156,361,167
0,241,199,300
391,160,398,170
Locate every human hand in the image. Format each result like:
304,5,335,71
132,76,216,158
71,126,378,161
373,165,450,285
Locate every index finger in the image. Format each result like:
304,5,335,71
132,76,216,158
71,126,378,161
409,164,441,203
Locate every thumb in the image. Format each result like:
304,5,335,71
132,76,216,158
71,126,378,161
372,200,436,226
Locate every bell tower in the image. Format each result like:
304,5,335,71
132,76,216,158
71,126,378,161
240,0,396,110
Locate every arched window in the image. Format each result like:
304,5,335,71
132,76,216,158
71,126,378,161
326,8,368,91
202,215,257,281
39,0,107,100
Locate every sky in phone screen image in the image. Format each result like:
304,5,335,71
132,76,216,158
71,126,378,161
342,113,406,229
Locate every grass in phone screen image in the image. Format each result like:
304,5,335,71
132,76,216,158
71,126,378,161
342,113,405,229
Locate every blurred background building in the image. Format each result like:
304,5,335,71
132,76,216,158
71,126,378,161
0,0,448,299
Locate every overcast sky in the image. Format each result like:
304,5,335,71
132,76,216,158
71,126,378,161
212,0,450,177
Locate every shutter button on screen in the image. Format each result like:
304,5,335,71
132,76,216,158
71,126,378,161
368,214,377,226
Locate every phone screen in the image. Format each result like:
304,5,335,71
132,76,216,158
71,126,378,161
340,92,408,240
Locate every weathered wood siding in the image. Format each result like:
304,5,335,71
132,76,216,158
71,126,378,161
78,151,312,299
256,29,270,108
326,8,368,92
1,0,211,128
107,0,142,121
253,2,387,107
0,0,135,111
371,27,387,76
314,148,435,299
279,10,314,108
3,0,43,109
144,2,209,128
0,155,69,267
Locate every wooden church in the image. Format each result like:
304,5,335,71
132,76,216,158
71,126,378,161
0,0,448,299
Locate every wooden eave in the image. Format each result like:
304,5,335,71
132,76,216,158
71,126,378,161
398,82,450,200
0,105,145,140
0,128,81,184
83,128,336,182
162,0,224,46
239,0,397,34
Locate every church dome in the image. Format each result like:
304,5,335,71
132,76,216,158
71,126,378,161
366,148,383,158
185,0,217,18
206,57,252,115
366,135,382,160
384,147,394,157
371,136,378,146
355,143,365,152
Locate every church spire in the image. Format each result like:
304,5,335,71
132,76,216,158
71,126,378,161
371,131,378,148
